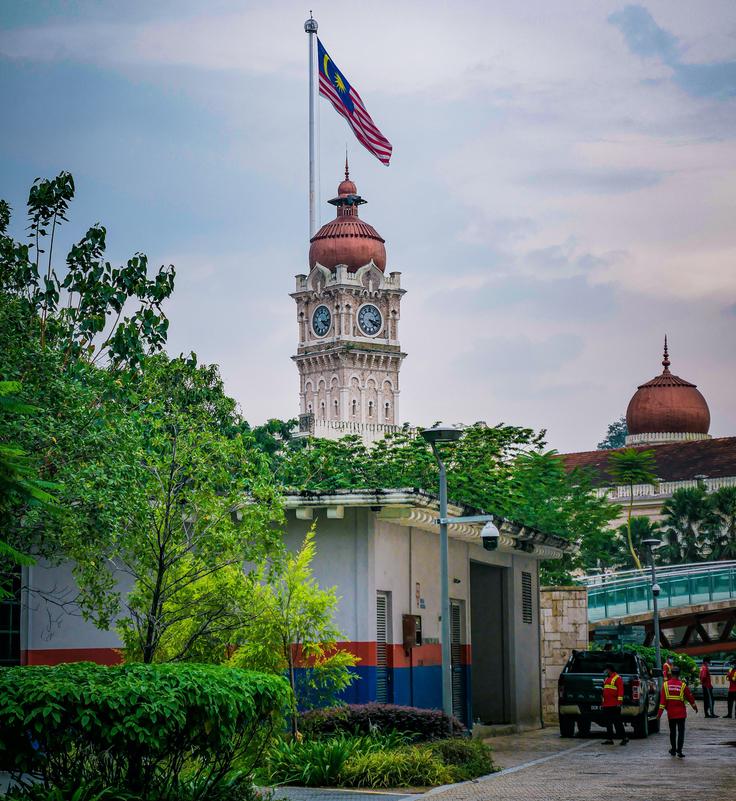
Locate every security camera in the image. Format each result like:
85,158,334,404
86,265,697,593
652,583,661,597
481,521,500,551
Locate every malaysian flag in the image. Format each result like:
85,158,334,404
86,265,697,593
317,38,393,166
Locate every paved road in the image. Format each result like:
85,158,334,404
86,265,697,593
418,716,735,801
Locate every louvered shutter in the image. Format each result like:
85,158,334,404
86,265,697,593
522,572,533,624
450,600,466,723
376,591,391,702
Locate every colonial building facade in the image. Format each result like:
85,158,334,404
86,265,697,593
292,166,405,443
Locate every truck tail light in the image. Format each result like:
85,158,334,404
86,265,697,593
632,678,641,701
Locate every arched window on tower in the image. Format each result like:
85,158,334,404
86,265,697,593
320,401,326,420
368,400,374,418
307,403,312,414
333,398,339,418
352,399,357,416
384,401,391,422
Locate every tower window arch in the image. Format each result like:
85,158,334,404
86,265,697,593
368,400,374,418
352,399,357,416
320,401,326,420
334,398,339,418
384,401,391,421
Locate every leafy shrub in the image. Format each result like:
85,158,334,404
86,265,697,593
6,773,269,801
260,731,411,786
0,663,289,800
6,785,135,801
261,736,356,787
299,704,464,741
340,747,453,789
426,738,494,781
622,644,699,685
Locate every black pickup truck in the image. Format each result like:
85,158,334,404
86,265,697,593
557,650,661,738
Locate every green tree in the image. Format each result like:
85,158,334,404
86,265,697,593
660,484,713,564
0,172,176,621
229,529,358,735
0,295,145,623
0,380,55,597
0,173,175,369
614,516,663,570
276,424,617,583
597,416,628,450
708,486,736,561
115,354,284,664
607,448,657,570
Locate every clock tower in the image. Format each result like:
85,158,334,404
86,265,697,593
292,164,406,442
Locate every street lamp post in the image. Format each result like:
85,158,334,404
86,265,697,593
421,425,463,729
642,537,663,673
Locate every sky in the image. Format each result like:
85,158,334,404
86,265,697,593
1,1,735,453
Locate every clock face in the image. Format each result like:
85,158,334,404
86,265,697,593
358,304,383,336
312,305,331,337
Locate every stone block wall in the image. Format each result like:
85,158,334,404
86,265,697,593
540,586,589,724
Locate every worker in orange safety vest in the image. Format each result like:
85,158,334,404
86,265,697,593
658,665,698,758
662,655,674,681
726,661,736,718
601,664,628,746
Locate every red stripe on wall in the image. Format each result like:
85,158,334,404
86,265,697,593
20,642,472,669
22,648,123,666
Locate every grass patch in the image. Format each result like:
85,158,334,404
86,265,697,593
259,734,494,789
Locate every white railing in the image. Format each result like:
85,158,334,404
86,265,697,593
594,475,736,501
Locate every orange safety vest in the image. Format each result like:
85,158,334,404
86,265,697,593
602,672,624,707
659,679,694,721
727,668,736,692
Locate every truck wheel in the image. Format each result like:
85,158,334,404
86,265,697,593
632,711,649,739
559,716,575,738
577,718,591,737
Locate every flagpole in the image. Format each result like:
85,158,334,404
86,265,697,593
305,13,318,238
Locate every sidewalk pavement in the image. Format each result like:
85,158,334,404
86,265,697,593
412,715,735,801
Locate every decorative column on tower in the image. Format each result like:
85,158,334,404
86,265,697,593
291,162,406,443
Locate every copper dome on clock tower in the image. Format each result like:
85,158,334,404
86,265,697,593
625,337,711,446
308,161,387,273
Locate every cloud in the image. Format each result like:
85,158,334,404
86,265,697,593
526,167,663,194
608,5,679,63
609,4,736,100
455,333,585,376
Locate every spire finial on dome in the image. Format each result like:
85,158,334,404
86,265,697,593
345,148,349,181
662,335,670,373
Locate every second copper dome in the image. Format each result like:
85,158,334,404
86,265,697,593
626,342,710,436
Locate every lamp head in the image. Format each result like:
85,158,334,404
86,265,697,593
652,583,661,596
642,537,662,551
420,425,463,445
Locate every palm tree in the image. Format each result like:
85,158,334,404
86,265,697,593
708,486,736,561
660,485,713,564
615,516,663,569
607,448,657,570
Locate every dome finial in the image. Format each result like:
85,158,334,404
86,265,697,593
662,335,670,373
345,147,350,181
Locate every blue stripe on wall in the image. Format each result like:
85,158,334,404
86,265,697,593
294,664,453,713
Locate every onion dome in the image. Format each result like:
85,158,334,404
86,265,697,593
625,338,710,445
308,160,386,273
